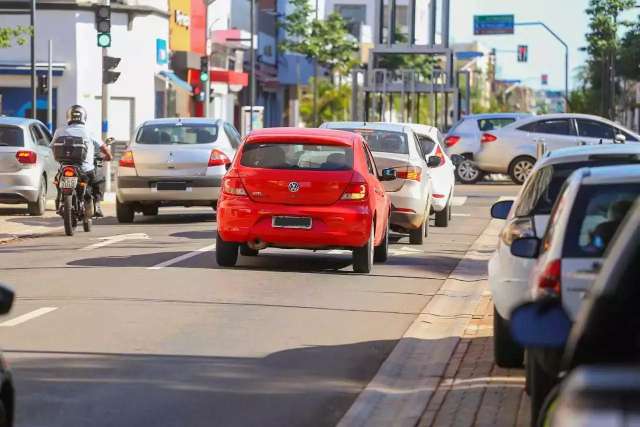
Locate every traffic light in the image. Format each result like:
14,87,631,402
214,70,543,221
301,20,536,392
103,56,121,85
193,83,205,103
200,56,209,83
517,45,528,62
37,73,48,96
541,74,548,85
96,5,112,48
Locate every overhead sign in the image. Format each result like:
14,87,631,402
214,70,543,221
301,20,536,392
473,15,515,35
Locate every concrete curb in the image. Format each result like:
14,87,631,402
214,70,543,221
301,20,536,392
337,218,503,427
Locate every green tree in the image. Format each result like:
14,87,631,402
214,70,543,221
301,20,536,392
618,19,640,81
0,26,31,48
299,78,350,124
377,34,435,80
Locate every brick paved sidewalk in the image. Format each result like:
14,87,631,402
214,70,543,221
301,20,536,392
418,288,530,427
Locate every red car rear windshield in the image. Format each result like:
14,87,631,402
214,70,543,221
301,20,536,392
240,143,353,170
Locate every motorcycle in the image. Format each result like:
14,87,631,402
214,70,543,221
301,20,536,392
53,137,113,236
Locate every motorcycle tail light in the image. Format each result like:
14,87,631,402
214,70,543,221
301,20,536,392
62,166,77,177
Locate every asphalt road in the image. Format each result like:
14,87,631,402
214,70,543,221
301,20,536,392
0,183,519,427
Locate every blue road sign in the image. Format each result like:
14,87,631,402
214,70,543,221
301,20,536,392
474,15,515,35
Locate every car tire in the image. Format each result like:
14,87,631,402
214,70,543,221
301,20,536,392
216,232,239,267
240,244,259,257
374,218,389,263
493,307,524,368
509,156,536,185
116,200,135,223
455,160,484,184
435,202,450,227
353,223,374,273
527,350,556,427
27,177,46,216
409,209,429,244
142,206,159,216
0,399,8,427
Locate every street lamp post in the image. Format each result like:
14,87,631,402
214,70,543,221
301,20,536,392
312,0,319,127
249,0,256,131
515,21,569,111
30,0,36,119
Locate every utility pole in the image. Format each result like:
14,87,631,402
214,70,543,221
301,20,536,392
101,0,111,193
30,0,36,119
312,0,319,127
204,0,210,118
47,40,53,131
249,0,256,131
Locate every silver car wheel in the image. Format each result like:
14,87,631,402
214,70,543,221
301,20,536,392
458,160,480,181
512,160,533,183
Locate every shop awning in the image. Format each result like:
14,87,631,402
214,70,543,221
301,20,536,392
0,62,66,76
158,70,192,92
187,69,249,87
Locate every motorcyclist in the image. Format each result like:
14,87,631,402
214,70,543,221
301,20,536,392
52,105,113,217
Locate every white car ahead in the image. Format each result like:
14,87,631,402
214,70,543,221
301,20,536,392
488,144,640,368
321,122,455,243
475,113,640,184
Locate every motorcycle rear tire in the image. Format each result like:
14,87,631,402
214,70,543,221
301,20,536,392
63,195,75,236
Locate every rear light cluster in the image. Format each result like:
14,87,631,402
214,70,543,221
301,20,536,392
222,176,247,196
119,150,135,168
501,217,534,246
62,166,77,177
535,259,562,297
208,149,230,167
444,135,460,147
341,183,367,200
16,150,37,164
435,145,446,166
395,166,422,181
481,133,497,144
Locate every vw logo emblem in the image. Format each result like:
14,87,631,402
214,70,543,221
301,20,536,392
288,182,300,192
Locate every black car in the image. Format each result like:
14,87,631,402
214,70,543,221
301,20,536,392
0,284,15,427
510,201,640,426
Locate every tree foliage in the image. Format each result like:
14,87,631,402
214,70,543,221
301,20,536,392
377,34,435,80
279,0,358,76
0,26,32,48
300,78,350,124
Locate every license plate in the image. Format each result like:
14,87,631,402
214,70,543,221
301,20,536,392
59,177,78,189
272,216,312,229
156,182,187,191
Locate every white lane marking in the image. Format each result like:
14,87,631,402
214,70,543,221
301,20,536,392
0,307,58,327
452,213,471,217
80,233,150,251
451,196,467,206
147,243,217,270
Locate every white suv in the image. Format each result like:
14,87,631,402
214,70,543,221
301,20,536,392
488,144,640,368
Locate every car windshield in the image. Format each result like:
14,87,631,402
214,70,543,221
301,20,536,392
563,183,640,258
240,143,353,170
515,159,640,217
136,123,218,145
0,126,24,147
338,129,409,154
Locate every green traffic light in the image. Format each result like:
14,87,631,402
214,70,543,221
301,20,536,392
200,72,209,82
97,33,111,48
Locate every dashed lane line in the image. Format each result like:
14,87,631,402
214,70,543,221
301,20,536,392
147,243,217,270
0,307,58,327
451,196,467,206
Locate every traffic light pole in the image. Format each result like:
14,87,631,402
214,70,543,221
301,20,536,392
102,0,111,193
47,40,53,131
515,21,568,111
203,1,209,118
30,0,36,120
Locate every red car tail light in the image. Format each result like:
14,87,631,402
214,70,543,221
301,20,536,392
208,149,230,167
16,150,37,164
222,176,247,196
62,166,77,177
435,145,446,165
341,183,367,200
119,150,135,168
444,135,460,147
395,166,422,181
481,133,497,144
536,259,562,297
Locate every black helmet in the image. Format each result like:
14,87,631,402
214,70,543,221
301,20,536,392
66,105,87,125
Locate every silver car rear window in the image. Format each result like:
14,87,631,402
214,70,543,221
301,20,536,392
136,123,218,145
0,126,24,147
339,129,408,155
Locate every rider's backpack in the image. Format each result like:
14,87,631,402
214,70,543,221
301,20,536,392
52,136,87,163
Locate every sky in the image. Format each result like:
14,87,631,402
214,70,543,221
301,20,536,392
449,0,640,92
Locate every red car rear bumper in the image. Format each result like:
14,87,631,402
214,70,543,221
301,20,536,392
217,196,372,249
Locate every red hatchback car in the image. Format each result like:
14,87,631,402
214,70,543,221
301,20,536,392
216,128,394,273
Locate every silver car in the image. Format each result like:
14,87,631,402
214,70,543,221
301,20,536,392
474,113,640,184
116,118,240,222
444,113,530,184
322,122,446,244
0,117,57,215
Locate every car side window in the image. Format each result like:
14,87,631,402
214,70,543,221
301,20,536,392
362,142,375,175
37,124,52,145
541,182,570,254
30,125,47,146
224,123,241,149
535,119,574,136
416,134,436,156
576,119,614,139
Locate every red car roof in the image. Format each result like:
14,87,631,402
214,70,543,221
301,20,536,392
245,127,357,147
